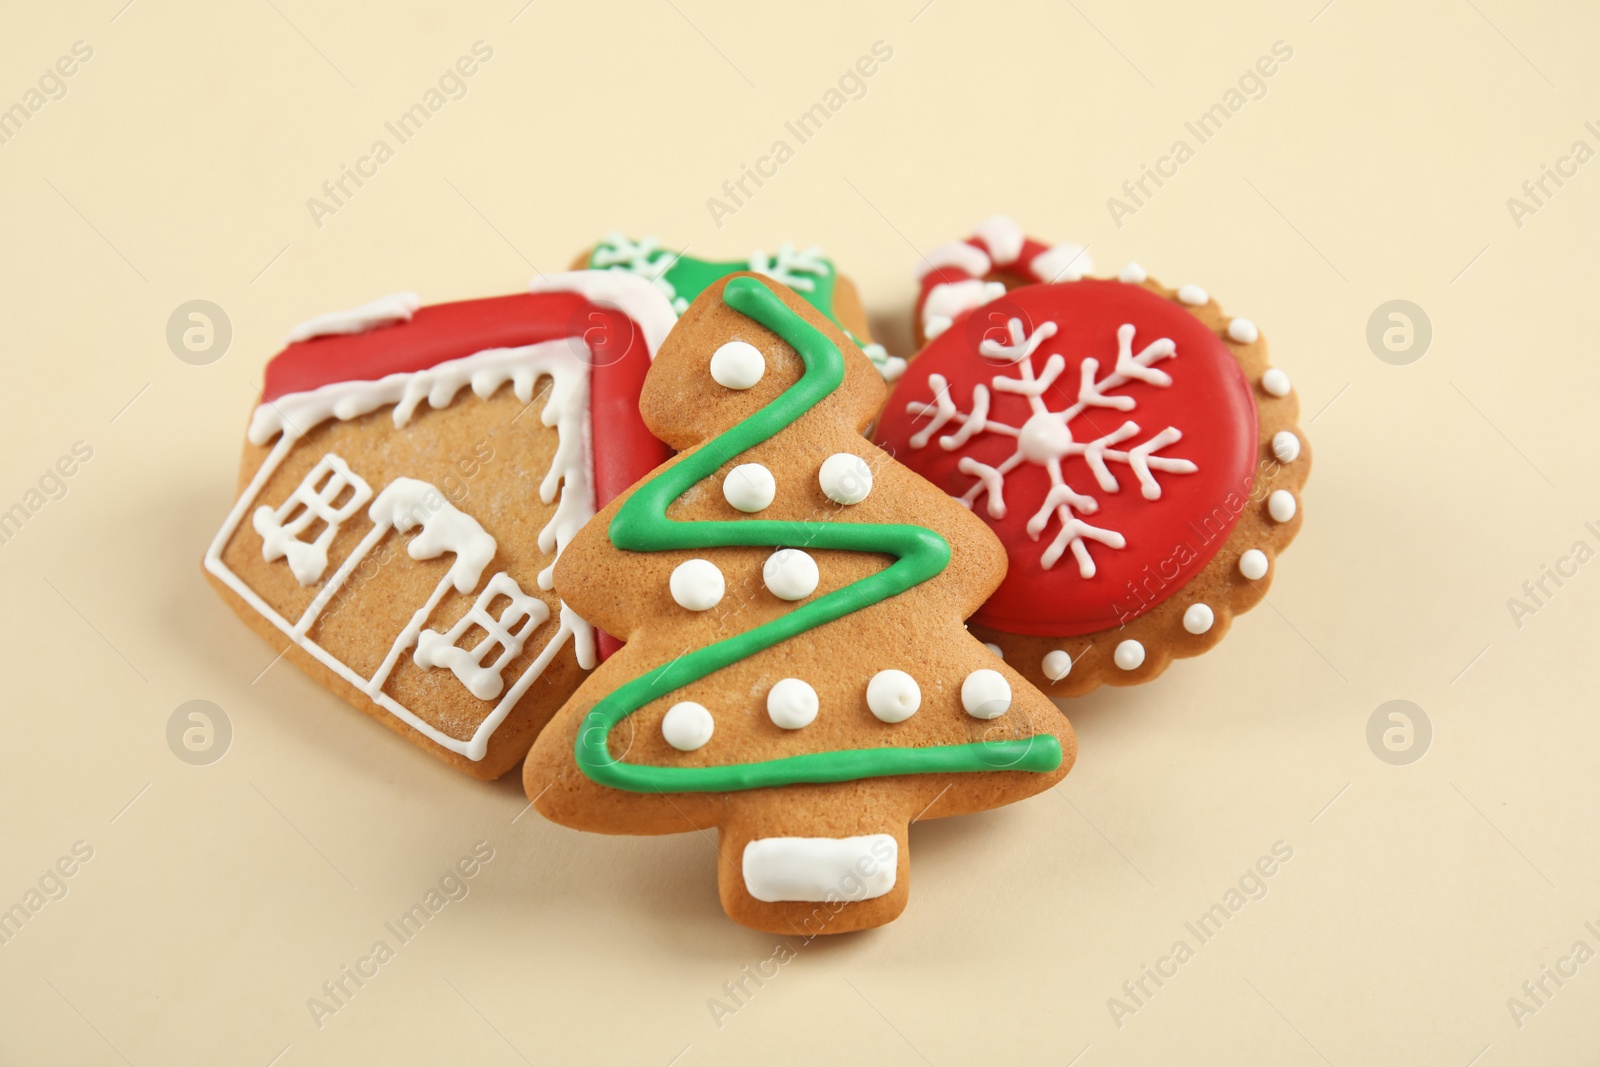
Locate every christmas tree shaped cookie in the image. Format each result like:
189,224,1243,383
524,274,1075,934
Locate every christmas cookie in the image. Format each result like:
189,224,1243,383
203,271,676,779
913,214,1093,348
524,274,1074,934
577,232,906,382
874,217,1309,697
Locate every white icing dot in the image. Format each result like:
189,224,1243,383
709,340,765,389
1042,649,1073,681
818,453,873,505
961,668,1012,719
1272,430,1301,463
1261,367,1291,397
1114,640,1146,670
722,463,776,513
662,701,714,751
1183,603,1214,635
1239,548,1270,580
1119,261,1148,284
1268,489,1297,523
766,678,818,730
866,669,920,723
985,642,1004,658
1177,284,1209,306
763,548,819,601
1227,317,1260,344
669,559,724,611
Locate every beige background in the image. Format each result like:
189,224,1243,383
1,0,1596,1063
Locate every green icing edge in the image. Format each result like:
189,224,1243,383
574,276,1063,794
587,236,904,379
586,237,839,325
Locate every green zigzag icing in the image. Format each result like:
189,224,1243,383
574,276,1062,793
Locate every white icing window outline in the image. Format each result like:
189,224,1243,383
414,572,550,701
251,453,373,586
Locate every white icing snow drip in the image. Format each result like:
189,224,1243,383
285,292,422,343
250,340,583,445
368,478,496,593
527,268,677,356
248,339,595,594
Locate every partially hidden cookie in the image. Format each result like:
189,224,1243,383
204,272,676,779
913,215,1093,349
576,233,907,382
524,274,1074,934
874,217,1310,697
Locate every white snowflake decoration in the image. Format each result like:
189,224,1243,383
906,317,1197,577
591,235,905,382
747,244,830,292
859,340,906,382
592,233,690,312
593,236,837,313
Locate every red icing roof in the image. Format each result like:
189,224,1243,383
260,285,672,510
262,291,624,403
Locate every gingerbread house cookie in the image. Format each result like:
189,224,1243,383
204,271,675,779
875,217,1310,697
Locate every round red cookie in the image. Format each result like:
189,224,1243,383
877,222,1310,696
880,279,1257,635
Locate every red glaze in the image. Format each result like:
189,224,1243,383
916,235,1053,325
258,289,673,662
876,279,1258,637
915,228,1075,337
266,293,587,402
